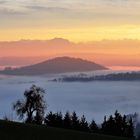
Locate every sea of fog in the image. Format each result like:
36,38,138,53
0,70,140,124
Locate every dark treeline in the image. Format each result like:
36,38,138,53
45,112,90,132
44,111,134,138
52,72,140,82
12,85,134,138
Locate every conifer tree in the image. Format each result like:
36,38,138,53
63,111,71,128
71,111,80,130
45,111,56,127
55,112,63,127
80,115,89,131
89,120,98,133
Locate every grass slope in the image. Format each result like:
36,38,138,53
0,120,133,140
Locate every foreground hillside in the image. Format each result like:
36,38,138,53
0,120,133,140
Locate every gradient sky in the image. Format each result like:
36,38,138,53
1,0,140,42
0,0,140,69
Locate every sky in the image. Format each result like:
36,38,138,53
0,39,140,69
0,0,140,69
1,0,140,42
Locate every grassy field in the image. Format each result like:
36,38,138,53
0,120,134,140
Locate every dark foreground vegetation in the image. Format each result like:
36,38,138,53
0,120,134,140
1,85,138,139
9,85,134,139
44,111,134,138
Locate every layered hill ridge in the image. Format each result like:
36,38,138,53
0,57,108,75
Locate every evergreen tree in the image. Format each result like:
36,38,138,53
127,118,134,138
114,110,123,136
71,112,80,130
45,111,56,127
80,115,89,131
101,116,107,132
101,111,134,138
106,115,115,135
89,120,98,133
63,111,71,129
55,112,63,127
122,115,128,137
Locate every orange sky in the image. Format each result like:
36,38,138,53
0,39,139,68
1,0,140,42
1,25,140,43
0,0,140,69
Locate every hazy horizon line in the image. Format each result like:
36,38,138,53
1,37,140,43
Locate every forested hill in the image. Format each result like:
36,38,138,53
52,72,140,82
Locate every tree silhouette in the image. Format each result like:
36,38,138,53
122,115,127,137
13,85,46,124
101,111,134,138
45,112,63,127
71,112,80,130
127,118,134,138
45,111,56,127
63,111,71,129
80,115,89,131
89,120,99,133
11,85,134,138
114,110,123,136
55,112,63,127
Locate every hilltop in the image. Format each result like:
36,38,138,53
0,57,108,75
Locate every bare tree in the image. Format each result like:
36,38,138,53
13,85,46,124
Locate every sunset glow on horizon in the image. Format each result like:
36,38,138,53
0,0,140,69
1,25,140,42
1,0,140,42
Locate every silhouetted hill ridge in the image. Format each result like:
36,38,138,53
0,57,108,75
